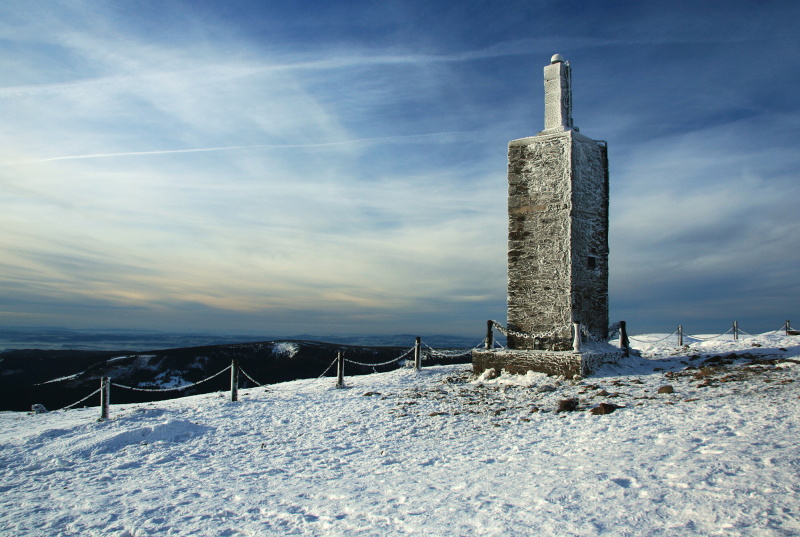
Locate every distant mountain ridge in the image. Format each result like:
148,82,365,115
0,327,485,352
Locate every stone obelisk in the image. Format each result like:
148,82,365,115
473,54,619,377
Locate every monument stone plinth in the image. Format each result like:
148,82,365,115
472,55,623,378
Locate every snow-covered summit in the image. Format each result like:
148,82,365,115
1,333,799,536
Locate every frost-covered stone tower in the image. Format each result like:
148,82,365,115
473,54,619,377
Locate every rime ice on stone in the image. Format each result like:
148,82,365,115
472,54,621,378
542,54,576,134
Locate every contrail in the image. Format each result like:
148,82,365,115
3,132,467,165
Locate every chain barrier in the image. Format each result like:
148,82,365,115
35,321,795,418
765,322,793,335
316,357,339,379
457,337,498,351
112,364,232,393
491,320,570,341
343,347,415,367
625,322,793,344
579,325,608,343
424,348,474,359
420,341,474,360
474,338,491,349
628,328,679,344
34,375,78,387
239,367,267,388
607,322,621,340
492,338,506,349
56,387,102,412
683,327,733,342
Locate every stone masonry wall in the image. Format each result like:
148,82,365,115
506,130,608,350
570,133,609,340
507,132,573,351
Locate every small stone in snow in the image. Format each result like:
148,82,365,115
590,403,620,415
557,398,579,412
657,385,675,394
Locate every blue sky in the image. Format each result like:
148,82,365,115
1,0,798,338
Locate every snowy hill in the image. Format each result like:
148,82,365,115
1,332,799,536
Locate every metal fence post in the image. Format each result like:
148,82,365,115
733,321,739,341
572,321,581,353
414,337,421,370
230,359,239,402
336,351,344,388
619,320,629,357
99,377,110,421
678,325,683,346
485,320,493,350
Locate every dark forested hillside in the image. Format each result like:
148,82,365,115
0,340,470,411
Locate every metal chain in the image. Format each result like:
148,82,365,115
579,325,608,343
491,320,570,340
483,335,506,350
239,367,267,388
425,349,473,359
607,322,621,340
112,364,232,392
420,342,473,359
766,322,791,335
344,347,414,367
56,387,102,412
628,329,679,343
683,327,733,341
316,357,339,379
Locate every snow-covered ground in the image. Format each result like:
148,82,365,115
2,332,799,536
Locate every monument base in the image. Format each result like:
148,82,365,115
472,344,626,378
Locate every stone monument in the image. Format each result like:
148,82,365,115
472,54,622,378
